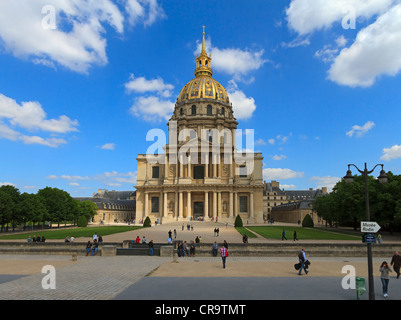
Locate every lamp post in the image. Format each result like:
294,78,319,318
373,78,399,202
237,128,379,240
343,163,388,300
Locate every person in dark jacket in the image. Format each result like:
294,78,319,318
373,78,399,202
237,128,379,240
391,251,401,279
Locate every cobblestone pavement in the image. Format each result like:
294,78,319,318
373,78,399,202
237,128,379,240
0,255,171,300
0,255,396,300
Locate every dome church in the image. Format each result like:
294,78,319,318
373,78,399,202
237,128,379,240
135,28,264,224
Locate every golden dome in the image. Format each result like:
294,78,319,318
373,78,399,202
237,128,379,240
177,28,230,104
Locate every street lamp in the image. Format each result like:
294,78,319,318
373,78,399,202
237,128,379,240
343,163,388,300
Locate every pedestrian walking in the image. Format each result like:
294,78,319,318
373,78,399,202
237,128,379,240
282,229,287,240
380,261,392,298
391,251,401,279
297,248,309,275
221,245,228,268
293,230,298,241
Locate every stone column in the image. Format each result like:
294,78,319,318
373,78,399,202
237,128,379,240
163,192,168,218
250,192,254,219
204,191,209,219
144,192,149,220
179,191,183,218
217,191,221,218
229,192,233,218
234,192,238,217
187,191,192,219
213,192,217,219
175,191,178,220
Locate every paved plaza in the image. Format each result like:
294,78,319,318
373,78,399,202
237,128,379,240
0,221,400,301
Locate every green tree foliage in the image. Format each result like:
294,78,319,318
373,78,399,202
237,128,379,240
302,214,314,228
143,216,151,228
77,215,88,227
76,200,97,222
37,187,78,227
17,193,48,230
234,214,243,227
313,171,401,231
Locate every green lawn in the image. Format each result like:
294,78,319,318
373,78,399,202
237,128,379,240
235,227,259,238
244,226,360,241
0,226,143,240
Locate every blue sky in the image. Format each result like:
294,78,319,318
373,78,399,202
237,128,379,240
1,0,401,196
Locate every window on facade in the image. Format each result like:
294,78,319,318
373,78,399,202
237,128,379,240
193,166,205,179
207,105,212,116
240,196,248,213
239,165,247,178
151,197,159,213
221,107,225,115
192,105,196,115
152,166,159,179
180,108,184,116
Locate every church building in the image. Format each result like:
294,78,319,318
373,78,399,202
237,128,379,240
135,29,264,224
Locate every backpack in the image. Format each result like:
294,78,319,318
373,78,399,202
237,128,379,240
298,251,304,261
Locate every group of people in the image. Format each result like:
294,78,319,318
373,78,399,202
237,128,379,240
176,241,197,257
27,235,46,242
282,229,298,241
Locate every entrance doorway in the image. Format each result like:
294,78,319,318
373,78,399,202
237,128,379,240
193,202,204,219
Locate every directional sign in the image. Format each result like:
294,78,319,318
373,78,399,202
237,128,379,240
361,221,381,233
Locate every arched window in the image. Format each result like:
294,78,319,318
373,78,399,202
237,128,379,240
221,108,225,116
192,105,196,115
207,105,212,116
180,108,184,116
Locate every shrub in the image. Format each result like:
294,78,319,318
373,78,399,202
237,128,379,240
77,215,88,227
234,214,243,227
143,216,151,228
302,214,314,228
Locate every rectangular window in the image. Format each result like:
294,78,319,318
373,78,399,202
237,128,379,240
152,166,159,179
151,197,159,213
240,196,248,213
193,166,205,179
239,165,247,178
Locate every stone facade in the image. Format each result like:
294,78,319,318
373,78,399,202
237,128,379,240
75,189,136,224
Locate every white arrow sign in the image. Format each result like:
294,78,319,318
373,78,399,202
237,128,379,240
361,221,381,233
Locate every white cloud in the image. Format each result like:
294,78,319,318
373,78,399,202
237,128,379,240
101,143,116,150
196,38,268,82
0,93,78,147
310,176,341,192
95,171,137,187
227,81,257,120
125,0,166,27
0,0,165,73
346,121,375,138
263,168,304,180
328,4,401,87
380,144,401,161
0,182,16,187
286,0,401,87
272,154,287,161
286,0,393,36
125,74,174,97
129,96,174,122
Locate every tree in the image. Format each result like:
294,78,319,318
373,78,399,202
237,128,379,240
37,187,76,227
77,215,88,227
302,214,314,228
0,185,20,231
18,193,48,230
143,216,151,228
77,200,97,223
234,214,243,227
